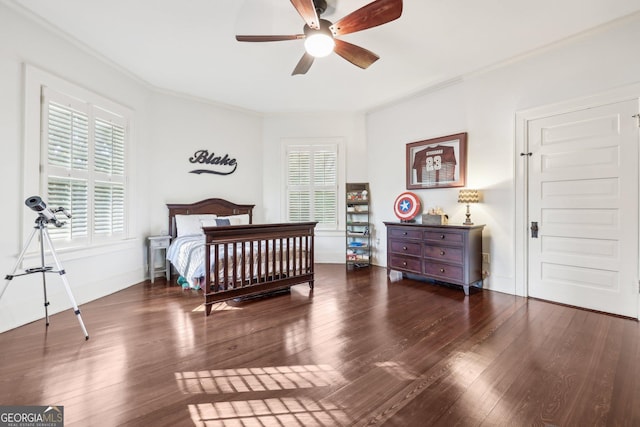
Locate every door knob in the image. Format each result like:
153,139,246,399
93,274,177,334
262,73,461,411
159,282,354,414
531,221,539,238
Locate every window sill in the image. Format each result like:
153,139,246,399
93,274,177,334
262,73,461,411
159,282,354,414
315,229,345,238
21,237,141,265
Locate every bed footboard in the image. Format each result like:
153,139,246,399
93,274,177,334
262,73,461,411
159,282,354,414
203,222,317,315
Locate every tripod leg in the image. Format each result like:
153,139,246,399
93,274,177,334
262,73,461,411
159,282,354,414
0,227,39,302
39,227,50,326
41,228,90,340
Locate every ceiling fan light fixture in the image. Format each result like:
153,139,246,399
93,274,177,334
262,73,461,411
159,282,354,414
236,0,403,75
304,33,335,57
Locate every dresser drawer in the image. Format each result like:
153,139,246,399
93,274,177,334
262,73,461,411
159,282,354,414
389,255,422,274
388,227,423,240
424,261,463,283
389,240,422,256
423,230,464,245
424,245,463,264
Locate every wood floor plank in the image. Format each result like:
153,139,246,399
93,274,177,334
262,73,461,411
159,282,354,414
364,291,531,426
1,264,639,426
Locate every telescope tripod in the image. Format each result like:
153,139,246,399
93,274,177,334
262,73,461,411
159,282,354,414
0,216,89,340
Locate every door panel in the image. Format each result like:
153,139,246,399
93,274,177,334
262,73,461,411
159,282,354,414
528,100,638,317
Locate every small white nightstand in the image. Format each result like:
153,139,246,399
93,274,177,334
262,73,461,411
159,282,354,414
148,235,171,283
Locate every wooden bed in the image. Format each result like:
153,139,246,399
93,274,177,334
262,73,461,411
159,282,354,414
167,199,317,315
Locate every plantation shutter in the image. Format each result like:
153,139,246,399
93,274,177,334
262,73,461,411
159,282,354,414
44,97,90,241
313,148,337,225
287,149,311,222
286,144,338,228
47,102,89,170
47,178,88,241
94,182,125,234
42,87,128,244
93,115,126,236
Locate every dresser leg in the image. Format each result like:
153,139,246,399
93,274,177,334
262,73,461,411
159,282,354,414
463,285,469,296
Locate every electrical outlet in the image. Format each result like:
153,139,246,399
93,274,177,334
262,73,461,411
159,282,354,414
482,252,490,263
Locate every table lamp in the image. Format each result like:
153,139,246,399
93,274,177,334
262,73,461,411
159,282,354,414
458,189,480,225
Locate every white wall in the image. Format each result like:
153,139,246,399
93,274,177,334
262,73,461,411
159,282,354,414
0,3,152,332
366,15,640,294
262,113,368,263
145,92,264,233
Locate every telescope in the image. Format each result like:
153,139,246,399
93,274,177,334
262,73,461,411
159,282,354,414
25,196,71,228
0,196,89,339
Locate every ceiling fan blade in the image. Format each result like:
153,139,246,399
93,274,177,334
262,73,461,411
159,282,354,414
290,0,320,30
236,35,305,42
292,52,315,75
330,0,403,36
333,39,380,69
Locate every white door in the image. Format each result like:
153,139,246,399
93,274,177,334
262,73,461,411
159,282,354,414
528,100,639,317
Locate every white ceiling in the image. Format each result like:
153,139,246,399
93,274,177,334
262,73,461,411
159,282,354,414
8,0,640,113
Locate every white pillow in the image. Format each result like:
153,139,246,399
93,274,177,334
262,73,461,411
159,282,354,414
175,214,217,236
200,219,218,228
217,214,250,225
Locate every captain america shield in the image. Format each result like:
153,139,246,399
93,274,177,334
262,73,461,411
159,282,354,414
394,192,421,221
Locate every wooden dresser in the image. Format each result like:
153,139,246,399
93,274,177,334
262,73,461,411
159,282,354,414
384,222,485,295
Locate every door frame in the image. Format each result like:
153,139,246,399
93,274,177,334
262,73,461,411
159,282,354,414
514,83,640,318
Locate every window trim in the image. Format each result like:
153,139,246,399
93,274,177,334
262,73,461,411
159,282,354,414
23,64,135,253
281,137,345,232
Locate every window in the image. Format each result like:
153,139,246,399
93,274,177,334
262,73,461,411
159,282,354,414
286,144,338,229
41,87,128,244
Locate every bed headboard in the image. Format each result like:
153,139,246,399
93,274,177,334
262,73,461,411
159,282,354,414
166,198,255,239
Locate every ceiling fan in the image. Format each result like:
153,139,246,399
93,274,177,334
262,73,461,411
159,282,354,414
235,0,403,75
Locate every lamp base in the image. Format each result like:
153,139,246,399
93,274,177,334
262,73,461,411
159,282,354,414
463,205,474,225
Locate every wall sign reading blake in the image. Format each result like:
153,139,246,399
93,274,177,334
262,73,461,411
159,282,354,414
189,149,238,175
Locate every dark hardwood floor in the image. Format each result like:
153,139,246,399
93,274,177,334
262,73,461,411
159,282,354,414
1,264,639,426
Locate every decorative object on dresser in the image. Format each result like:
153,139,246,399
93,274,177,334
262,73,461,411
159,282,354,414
406,132,467,190
458,189,481,225
346,183,371,269
393,191,422,222
166,198,317,315
384,222,484,295
422,206,448,225
147,235,171,283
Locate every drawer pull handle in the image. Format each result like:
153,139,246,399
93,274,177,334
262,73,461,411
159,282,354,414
403,232,407,235
440,235,446,239
440,250,445,256
403,246,407,250
403,262,407,266
440,268,445,273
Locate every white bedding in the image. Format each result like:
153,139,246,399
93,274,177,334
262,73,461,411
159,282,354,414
167,235,306,290
167,235,205,287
